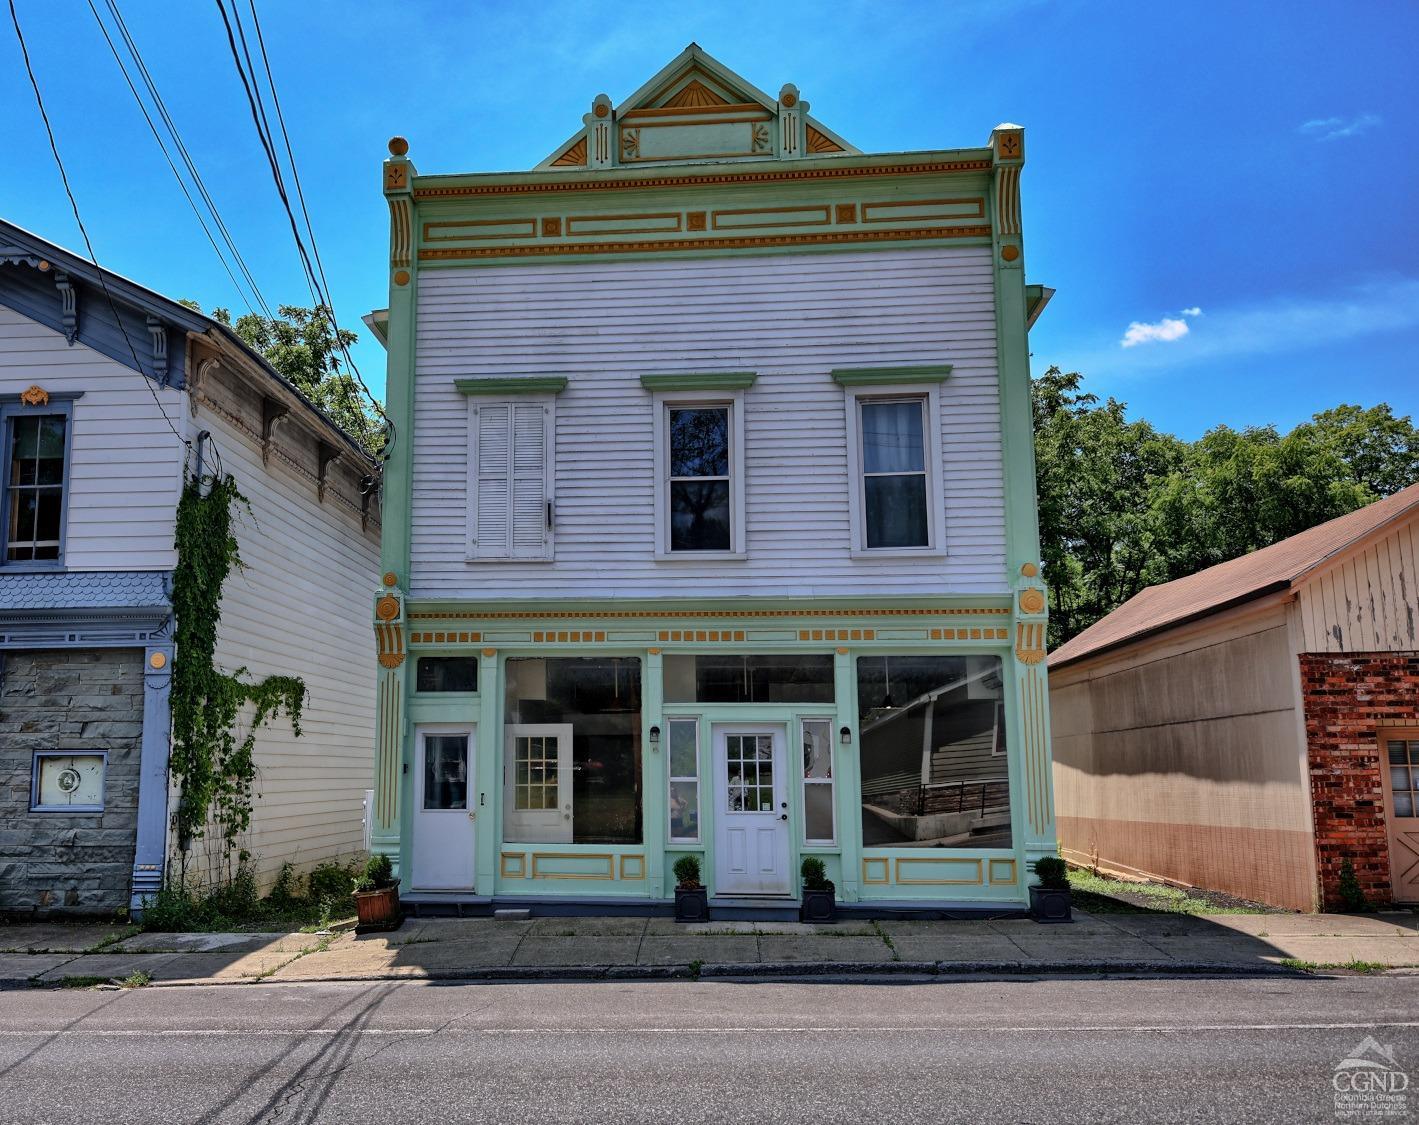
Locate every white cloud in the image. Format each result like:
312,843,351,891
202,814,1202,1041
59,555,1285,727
1120,306,1202,348
1075,278,1419,377
1299,114,1381,141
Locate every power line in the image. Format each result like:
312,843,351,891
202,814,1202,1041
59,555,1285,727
213,0,390,441
97,0,276,324
8,0,188,449
84,0,264,322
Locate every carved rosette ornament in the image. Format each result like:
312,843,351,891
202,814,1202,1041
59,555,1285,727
374,590,405,669
1014,560,1048,665
19,385,49,407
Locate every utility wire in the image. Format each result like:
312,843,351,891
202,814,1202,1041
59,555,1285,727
85,0,263,321
9,0,188,448
99,0,276,324
213,0,390,438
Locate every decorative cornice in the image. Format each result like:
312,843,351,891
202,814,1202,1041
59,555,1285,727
454,376,568,395
408,606,1011,621
420,224,990,263
639,371,756,392
412,158,994,200
831,364,952,386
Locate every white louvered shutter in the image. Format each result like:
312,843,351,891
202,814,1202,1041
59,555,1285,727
510,402,549,559
469,400,551,560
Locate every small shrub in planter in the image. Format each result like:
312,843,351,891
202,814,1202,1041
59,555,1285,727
1029,855,1072,923
353,853,401,932
799,856,837,923
673,855,709,923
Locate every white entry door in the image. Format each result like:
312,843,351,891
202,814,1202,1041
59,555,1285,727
411,727,476,891
504,724,574,843
713,724,792,896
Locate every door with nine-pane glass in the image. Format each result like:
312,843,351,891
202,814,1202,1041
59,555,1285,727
712,724,791,896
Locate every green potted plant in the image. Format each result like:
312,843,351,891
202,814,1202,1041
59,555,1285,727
673,855,709,923
1029,855,1072,923
353,853,401,932
799,856,836,923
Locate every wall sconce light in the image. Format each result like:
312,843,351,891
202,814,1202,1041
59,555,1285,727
839,726,852,746
649,725,661,750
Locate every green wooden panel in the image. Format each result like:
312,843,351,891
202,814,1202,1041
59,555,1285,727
830,365,952,386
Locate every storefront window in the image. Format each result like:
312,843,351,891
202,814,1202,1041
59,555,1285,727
415,657,478,693
667,718,700,842
504,657,642,844
664,654,834,704
856,655,1010,849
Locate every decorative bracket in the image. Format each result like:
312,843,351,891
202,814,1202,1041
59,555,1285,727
317,441,342,503
776,83,806,158
146,316,169,384
584,94,614,168
261,396,290,466
1013,560,1048,664
53,271,77,344
361,475,377,533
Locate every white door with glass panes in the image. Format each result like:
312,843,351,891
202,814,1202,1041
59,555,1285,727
1383,730,1419,903
713,724,791,895
504,724,574,843
412,727,476,891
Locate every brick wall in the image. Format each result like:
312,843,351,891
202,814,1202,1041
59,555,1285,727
0,649,143,915
1301,652,1419,910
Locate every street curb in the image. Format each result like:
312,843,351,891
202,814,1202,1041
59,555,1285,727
125,957,1309,988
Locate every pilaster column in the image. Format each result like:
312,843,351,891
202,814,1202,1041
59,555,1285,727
372,580,407,873
131,632,174,913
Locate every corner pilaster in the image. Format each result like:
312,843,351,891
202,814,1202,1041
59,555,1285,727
372,577,407,870
131,629,174,913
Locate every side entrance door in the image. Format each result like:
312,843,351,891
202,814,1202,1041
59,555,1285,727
411,726,476,891
713,724,791,896
1382,730,1419,903
504,724,574,843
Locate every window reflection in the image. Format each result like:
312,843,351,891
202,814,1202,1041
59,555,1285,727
856,655,1010,849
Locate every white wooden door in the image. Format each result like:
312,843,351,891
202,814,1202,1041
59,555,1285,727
713,724,791,896
504,724,574,843
411,727,476,891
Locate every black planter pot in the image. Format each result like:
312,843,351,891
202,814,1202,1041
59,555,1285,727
799,887,837,923
674,885,710,923
1029,884,1072,923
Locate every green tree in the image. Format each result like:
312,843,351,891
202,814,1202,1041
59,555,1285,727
181,301,384,455
1032,368,1419,646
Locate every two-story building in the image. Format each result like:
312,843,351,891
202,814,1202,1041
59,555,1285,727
370,46,1057,915
0,218,381,915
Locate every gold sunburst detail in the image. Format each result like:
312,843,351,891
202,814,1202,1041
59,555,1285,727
551,137,587,167
663,78,730,108
806,126,844,154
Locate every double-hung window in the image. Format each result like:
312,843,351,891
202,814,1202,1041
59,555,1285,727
464,396,555,561
3,400,72,566
652,389,746,558
839,375,946,555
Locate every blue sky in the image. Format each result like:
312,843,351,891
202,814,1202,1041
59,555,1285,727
3,1,1415,439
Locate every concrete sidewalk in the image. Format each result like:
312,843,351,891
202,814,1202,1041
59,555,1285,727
3,909,1417,987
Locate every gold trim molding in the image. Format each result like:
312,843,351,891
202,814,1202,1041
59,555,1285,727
862,857,890,884
420,224,991,262
894,857,984,886
409,606,1010,622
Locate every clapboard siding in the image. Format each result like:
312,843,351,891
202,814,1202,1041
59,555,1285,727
1297,518,1419,652
0,304,183,570
410,247,1007,599
195,398,379,887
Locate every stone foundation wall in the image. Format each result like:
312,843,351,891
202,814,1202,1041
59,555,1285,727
0,649,143,915
1301,652,1419,910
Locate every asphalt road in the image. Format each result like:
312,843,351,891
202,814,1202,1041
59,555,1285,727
0,974,1416,1124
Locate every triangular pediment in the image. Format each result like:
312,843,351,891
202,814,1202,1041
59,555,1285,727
538,44,858,170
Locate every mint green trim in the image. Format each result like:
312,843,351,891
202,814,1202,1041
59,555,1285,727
455,377,568,395
639,372,756,392
831,364,952,386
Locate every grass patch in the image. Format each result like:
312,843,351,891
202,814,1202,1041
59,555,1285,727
872,920,899,960
86,926,141,953
139,861,360,934
687,959,703,980
1279,958,1393,975
56,975,108,989
118,970,150,989
1067,868,1273,915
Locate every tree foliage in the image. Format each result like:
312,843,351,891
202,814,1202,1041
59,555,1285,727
181,300,384,455
1033,367,1419,647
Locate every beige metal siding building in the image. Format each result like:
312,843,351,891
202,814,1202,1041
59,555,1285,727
1049,483,1419,911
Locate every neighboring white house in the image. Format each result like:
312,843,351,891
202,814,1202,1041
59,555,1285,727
0,217,381,914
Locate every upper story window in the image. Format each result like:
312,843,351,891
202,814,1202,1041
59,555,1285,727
839,378,946,557
652,390,746,558
4,404,70,566
465,397,555,561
